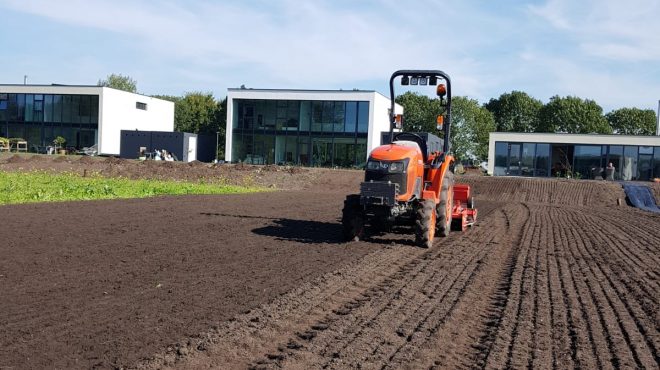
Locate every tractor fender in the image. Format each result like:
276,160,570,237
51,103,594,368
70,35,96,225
421,190,438,203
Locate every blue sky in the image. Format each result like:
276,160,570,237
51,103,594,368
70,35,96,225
1,0,659,112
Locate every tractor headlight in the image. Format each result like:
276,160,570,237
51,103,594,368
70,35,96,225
388,161,405,173
367,160,381,170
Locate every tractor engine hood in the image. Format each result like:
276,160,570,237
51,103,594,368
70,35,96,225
369,142,420,162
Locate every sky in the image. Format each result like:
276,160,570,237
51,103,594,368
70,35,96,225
1,0,659,113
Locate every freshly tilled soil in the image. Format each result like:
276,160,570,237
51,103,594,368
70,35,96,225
0,158,658,369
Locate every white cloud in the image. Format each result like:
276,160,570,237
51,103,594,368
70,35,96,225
1,0,658,111
529,0,660,62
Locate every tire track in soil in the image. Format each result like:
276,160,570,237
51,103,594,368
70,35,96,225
246,203,511,369
131,201,504,370
396,203,532,370
565,208,659,368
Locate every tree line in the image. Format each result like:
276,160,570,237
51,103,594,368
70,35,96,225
99,73,657,162
395,90,658,162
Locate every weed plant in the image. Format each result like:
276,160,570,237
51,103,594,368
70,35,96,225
0,171,263,205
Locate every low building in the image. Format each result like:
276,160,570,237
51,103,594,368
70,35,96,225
0,85,174,155
487,132,660,181
225,89,402,167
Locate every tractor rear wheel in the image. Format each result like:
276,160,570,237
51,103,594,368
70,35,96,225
436,171,454,237
415,199,436,248
342,194,364,241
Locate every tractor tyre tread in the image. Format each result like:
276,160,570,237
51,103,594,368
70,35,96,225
415,199,436,248
436,171,454,237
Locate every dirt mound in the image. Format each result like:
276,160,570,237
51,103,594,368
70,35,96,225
51,155,69,163
4,154,26,163
77,156,97,164
458,176,624,207
104,156,126,164
187,160,206,167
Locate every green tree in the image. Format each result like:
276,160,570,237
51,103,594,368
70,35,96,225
174,92,224,134
97,73,137,93
605,107,657,135
537,95,612,134
395,92,444,133
451,96,496,161
484,91,543,132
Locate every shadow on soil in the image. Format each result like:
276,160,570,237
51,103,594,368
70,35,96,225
200,212,419,246
201,212,344,244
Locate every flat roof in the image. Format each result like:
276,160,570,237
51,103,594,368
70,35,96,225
490,132,660,146
228,88,376,93
0,84,170,100
0,84,99,88
227,87,391,101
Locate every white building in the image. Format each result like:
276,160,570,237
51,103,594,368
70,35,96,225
225,89,402,167
487,132,660,181
0,85,174,155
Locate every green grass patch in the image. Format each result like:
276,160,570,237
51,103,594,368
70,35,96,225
0,171,264,205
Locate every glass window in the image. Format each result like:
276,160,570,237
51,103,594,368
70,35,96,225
573,145,602,179
654,147,660,179
299,101,311,131
535,143,550,177
0,95,7,121
284,135,297,164
607,145,623,180
8,94,18,121
298,136,310,165
638,146,653,181
311,101,323,131
333,102,345,132
25,94,34,122
355,137,368,168
232,133,247,162
345,102,357,133
52,95,63,123
33,100,43,122
80,95,92,124
17,94,25,121
333,137,356,167
357,101,369,133
285,101,299,129
623,146,638,180
521,143,535,177
312,137,332,166
90,95,99,124
25,123,41,148
494,142,508,176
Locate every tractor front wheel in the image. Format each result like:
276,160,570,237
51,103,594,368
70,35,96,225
415,199,436,248
342,194,364,241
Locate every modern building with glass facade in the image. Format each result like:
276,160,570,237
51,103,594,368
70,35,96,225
0,85,174,155
487,132,660,181
225,89,402,167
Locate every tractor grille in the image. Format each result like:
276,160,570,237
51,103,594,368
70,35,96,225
364,171,407,192
360,181,399,207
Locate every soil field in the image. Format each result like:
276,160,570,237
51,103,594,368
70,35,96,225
1,158,658,369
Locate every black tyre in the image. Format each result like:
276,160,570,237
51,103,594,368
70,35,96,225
415,199,436,248
342,195,364,241
436,171,454,237
467,196,475,209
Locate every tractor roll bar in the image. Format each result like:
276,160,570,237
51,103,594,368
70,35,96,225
389,70,452,156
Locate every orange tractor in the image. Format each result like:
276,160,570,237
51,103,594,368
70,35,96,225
342,70,477,248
